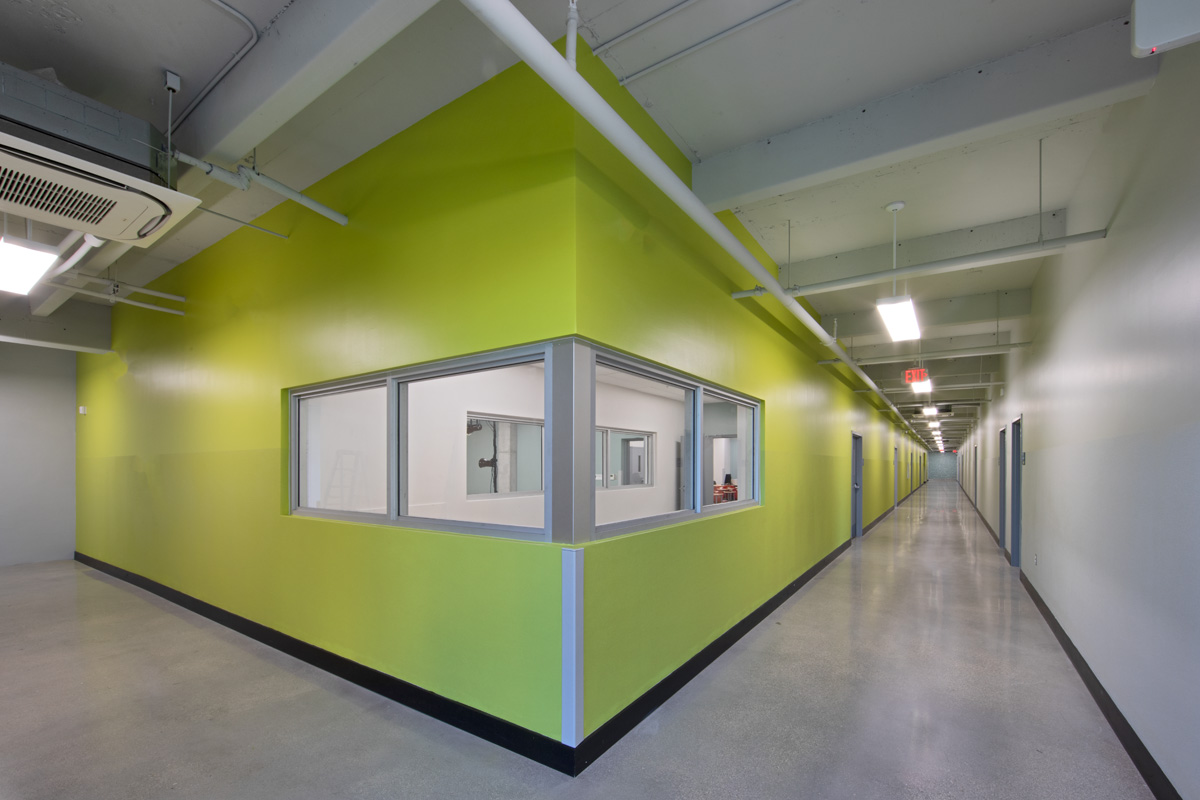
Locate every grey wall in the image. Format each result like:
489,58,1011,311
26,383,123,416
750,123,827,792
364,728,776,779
0,343,76,566
960,46,1200,798
928,453,957,480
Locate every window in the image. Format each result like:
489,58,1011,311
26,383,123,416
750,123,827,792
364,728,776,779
297,385,387,514
703,394,755,506
595,364,692,527
466,416,543,495
407,362,545,529
290,339,758,541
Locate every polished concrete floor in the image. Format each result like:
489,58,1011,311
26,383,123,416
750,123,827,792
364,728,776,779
0,480,1151,799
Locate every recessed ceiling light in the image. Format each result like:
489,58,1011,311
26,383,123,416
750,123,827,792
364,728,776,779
0,237,59,295
877,296,921,342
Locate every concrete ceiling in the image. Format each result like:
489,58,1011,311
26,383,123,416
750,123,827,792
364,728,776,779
0,0,1164,448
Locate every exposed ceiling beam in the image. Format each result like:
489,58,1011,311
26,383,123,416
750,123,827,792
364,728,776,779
174,0,441,166
693,18,1157,210
0,294,111,353
822,289,1031,339
879,381,1004,393
30,242,133,318
779,211,1064,300
822,342,1029,366
779,229,1104,299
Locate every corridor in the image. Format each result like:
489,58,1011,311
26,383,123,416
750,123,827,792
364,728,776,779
0,480,1151,799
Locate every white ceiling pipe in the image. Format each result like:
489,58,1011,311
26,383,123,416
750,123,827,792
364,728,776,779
457,0,926,445
82,276,187,304
44,234,105,280
44,282,185,316
175,150,250,190
173,150,348,226
237,166,349,226
770,229,1107,299
565,0,579,70
820,341,1031,366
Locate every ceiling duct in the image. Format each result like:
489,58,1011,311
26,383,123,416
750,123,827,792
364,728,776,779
0,61,199,247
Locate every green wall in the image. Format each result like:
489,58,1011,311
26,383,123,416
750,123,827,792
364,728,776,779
76,56,583,739
75,36,926,744
568,41,924,734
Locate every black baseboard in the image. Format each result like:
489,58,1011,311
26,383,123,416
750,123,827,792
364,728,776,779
77,537,853,777
74,552,575,774
863,480,924,536
1020,574,1180,800
571,537,852,772
957,483,1000,547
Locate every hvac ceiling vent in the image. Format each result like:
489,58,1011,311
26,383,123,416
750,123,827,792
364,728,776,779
0,61,199,247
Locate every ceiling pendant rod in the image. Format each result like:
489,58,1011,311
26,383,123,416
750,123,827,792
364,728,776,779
892,203,898,296
787,219,792,288
1038,138,1044,245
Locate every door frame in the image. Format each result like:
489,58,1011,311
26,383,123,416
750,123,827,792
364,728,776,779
1010,416,1023,567
851,433,864,539
998,427,1007,550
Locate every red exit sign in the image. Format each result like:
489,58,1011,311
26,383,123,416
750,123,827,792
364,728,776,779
904,368,928,384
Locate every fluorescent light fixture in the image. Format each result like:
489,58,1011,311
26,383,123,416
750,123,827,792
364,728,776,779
929,421,940,428
876,295,920,342
911,379,932,393
922,406,938,416
0,237,59,295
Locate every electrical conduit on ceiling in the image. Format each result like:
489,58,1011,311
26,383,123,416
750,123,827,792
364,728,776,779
456,0,924,443
172,0,260,134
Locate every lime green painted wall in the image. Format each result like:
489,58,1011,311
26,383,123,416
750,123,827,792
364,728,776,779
75,38,927,744
570,87,926,733
75,58,588,739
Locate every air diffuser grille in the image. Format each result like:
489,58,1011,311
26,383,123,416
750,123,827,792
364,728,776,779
0,164,116,225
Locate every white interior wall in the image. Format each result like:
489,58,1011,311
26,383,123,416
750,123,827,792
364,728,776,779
408,364,545,528
302,386,388,513
596,381,687,525
928,453,957,480
0,343,76,567
959,45,1200,798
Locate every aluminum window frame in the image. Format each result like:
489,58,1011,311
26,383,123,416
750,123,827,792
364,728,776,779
595,426,656,490
697,386,761,513
288,337,762,544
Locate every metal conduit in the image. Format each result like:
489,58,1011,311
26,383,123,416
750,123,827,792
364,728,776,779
819,342,1031,366
618,0,807,86
594,0,702,53
458,0,924,442
172,0,260,132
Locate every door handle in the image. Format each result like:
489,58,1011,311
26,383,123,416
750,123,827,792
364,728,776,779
854,484,860,490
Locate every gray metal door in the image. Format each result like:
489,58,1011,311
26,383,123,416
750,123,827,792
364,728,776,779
851,434,864,538
1011,419,1023,567
998,428,1007,549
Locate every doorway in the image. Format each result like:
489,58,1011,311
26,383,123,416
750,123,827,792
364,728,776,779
851,434,864,539
973,445,978,505
1010,418,1023,567
893,447,899,508
998,428,1007,550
